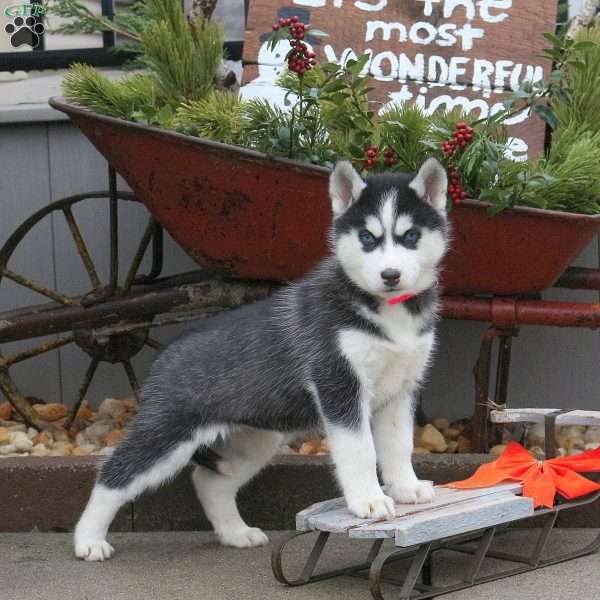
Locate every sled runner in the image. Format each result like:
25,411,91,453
272,482,600,599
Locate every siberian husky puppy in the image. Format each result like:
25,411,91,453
74,158,449,561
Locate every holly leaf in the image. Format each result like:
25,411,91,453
532,104,558,130
572,40,596,50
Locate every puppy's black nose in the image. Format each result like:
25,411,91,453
381,268,401,287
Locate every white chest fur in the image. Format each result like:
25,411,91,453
338,304,435,411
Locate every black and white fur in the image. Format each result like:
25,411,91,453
74,158,449,561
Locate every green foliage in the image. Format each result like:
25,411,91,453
138,0,223,105
504,26,600,133
63,63,161,120
378,105,429,172
49,0,149,43
552,26,600,136
62,0,223,125
174,91,246,144
478,24,600,214
61,9,600,216
469,123,600,215
238,98,335,166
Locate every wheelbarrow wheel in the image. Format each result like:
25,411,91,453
0,191,165,430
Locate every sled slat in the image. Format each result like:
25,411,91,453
392,494,534,547
301,483,523,534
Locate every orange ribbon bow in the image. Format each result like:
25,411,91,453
446,441,600,508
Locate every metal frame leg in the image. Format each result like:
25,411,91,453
472,327,497,453
472,327,517,452
370,542,432,600
272,530,384,587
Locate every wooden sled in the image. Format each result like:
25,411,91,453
271,483,600,599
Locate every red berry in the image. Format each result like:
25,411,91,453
272,23,279,31
307,51,316,59
367,149,376,158
291,15,299,23
456,122,467,130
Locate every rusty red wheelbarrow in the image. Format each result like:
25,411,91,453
49,99,600,295
0,97,599,439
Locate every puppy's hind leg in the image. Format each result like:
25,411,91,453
74,423,225,561
192,428,282,548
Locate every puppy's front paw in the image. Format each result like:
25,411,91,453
74,538,115,561
390,480,435,504
348,494,395,520
217,526,269,548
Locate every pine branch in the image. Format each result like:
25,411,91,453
49,0,145,42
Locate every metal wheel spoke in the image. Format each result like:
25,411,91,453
123,217,157,293
122,360,141,403
145,224,164,281
109,168,119,293
0,352,46,429
144,337,164,351
68,356,100,426
0,267,73,305
0,334,74,368
62,206,101,288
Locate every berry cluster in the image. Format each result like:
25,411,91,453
363,145,398,170
441,122,474,204
272,16,316,75
363,144,378,170
448,167,467,204
441,122,474,157
383,147,398,167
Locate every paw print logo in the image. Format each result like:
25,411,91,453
5,16,45,49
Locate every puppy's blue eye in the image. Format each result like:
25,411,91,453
358,229,376,246
403,228,421,247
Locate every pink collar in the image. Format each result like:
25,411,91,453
387,293,416,306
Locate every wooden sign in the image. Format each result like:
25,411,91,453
242,1,558,158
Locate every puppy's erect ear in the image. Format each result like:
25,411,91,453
409,158,448,212
329,161,366,217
